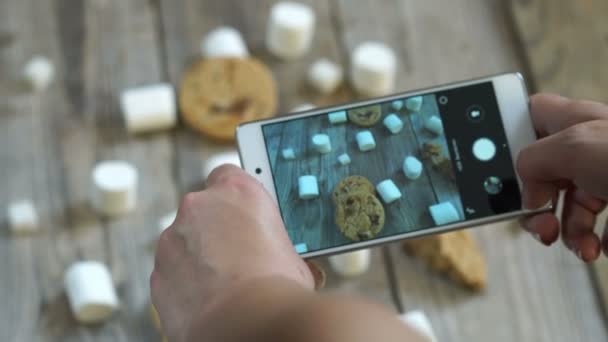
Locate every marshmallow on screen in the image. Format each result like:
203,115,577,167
158,210,178,233
391,100,404,111
328,249,371,277
308,59,343,94
356,131,376,152
376,179,402,204
429,202,460,226
120,83,176,134
328,110,347,124
7,200,39,234
203,151,242,180
337,153,351,166
23,56,55,91
64,261,120,324
425,115,444,135
282,148,296,160
403,156,423,180
383,114,404,134
351,42,396,97
298,175,319,200
312,134,332,154
399,310,437,342
266,2,316,59
294,243,308,254
201,26,249,59
91,161,138,217
406,96,423,112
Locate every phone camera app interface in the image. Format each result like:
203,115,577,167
263,82,520,254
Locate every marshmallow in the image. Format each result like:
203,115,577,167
383,114,404,134
7,200,39,234
399,311,437,342
282,148,296,160
294,243,308,254
424,115,443,135
403,156,423,180
23,56,54,91
391,100,404,111
64,261,119,324
203,151,242,180
298,175,319,200
312,134,332,154
291,103,315,112
266,2,316,59
406,96,423,112
158,210,178,233
91,161,138,217
351,42,396,97
337,153,351,165
429,202,460,226
376,179,402,204
328,110,347,124
328,249,371,277
356,131,376,152
120,83,176,134
201,26,249,59
308,59,343,94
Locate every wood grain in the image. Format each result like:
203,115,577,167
331,0,608,341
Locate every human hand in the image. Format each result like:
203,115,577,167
517,94,608,262
150,165,314,341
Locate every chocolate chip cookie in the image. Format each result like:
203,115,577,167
335,192,385,241
347,104,382,127
332,175,375,203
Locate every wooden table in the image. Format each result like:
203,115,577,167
0,0,606,341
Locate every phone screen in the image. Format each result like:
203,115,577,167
262,81,521,254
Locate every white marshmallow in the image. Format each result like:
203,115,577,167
429,202,460,226
328,249,371,277
91,161,138,217
120,83,176,134
351,42,396,97
356,131,376,152
312,134,332,154
399,311,437,342
391,100,404,111
328,110,347,124
424,115,443,135
406,96,423,112
294,243,308,254
403,156,423,180
266,2,315,59
64,261,119,324
290,103,315,112
282,148,296,160
201,26,249,59
308,59,343,94
337,153,351,165
203,151,242,180
23,56,55,91
158,210,178,233
7,200,39,234
298,175,319,200
376,179,402,204
383,114,404,134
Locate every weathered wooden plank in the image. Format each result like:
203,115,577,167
333,0,608,341
511,0,608,322
158,0,397,308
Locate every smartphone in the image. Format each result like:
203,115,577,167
237,72,549,258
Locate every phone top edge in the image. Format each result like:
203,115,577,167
300,205,551,259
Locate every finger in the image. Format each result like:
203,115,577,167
573,189,607,214
567,234,601,263
530,93,608,137
561,190,602,261
520,212,560,246
603,220,608,257
206,163,249,187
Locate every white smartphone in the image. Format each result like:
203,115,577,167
237,72,549,258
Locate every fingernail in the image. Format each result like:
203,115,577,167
531,232,541,243
574,248,586,262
